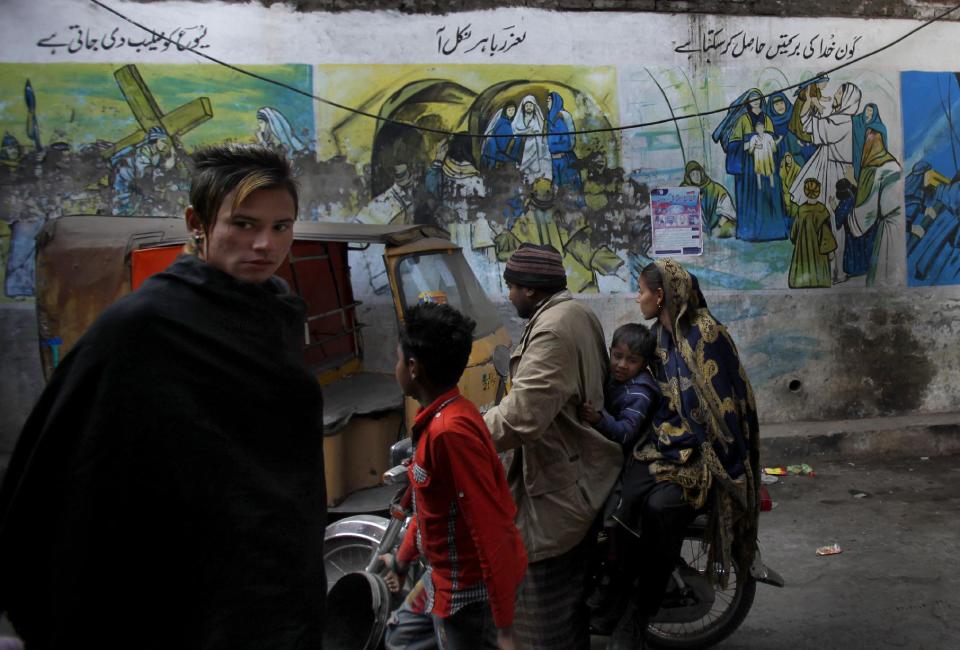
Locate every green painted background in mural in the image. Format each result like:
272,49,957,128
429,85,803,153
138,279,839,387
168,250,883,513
0,62,315,299
0,63,314,151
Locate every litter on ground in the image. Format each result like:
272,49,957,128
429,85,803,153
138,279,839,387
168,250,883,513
816,543,843,556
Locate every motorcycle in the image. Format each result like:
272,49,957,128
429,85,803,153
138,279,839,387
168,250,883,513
324,437,784,649
587,490,784,649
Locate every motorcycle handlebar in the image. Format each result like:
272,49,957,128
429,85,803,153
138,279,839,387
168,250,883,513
382,464,409,486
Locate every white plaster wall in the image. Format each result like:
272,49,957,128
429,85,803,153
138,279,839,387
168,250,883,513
3,0,960,429
5,1,960,69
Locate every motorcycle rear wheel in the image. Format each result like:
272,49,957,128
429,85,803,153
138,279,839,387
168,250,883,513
645,535,757,649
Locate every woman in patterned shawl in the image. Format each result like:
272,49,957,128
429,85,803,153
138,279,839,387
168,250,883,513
609,258,760,648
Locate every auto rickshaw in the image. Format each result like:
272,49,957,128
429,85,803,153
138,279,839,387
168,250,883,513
33,216,511,521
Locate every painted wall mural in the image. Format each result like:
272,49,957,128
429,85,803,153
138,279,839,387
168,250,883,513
901,71,960,287
0,62,315,300
4,3,960,429
312,64,625,295
619,66,903,292
0,58,949,300
314,64,906,296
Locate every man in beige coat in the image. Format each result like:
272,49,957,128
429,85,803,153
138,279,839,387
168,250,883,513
484,243,622,650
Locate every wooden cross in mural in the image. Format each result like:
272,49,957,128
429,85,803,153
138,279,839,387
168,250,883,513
101,64,213,159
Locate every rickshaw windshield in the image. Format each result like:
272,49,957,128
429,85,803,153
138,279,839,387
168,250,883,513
396,251,501,338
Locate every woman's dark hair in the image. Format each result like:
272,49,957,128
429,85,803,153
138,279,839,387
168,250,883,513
640,261,707,324
611,323,656,362
189,143,299,236
400,303,476,388
640,262,664,296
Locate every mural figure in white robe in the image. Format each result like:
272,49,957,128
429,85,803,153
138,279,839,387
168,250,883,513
790,82,862,283
512,95,552,186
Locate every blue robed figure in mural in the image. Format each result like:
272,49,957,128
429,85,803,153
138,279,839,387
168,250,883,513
546,91,584,199
481,102,521,169
712,89,789,242
905,161,932,238
765,91,812,167
909,179,960,285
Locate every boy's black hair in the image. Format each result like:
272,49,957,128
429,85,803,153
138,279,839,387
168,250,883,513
611,323,656,362
400,303,477,388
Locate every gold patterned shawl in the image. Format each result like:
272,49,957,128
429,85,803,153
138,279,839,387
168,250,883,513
635,258,760,586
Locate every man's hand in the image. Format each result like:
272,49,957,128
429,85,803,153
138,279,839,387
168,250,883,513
497,626,517,650
578,400,602,425
378,553,408,593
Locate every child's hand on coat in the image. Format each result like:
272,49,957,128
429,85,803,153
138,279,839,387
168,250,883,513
579,400,602,425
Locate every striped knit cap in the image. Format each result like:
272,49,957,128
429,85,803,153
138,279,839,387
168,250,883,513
502,243,567,290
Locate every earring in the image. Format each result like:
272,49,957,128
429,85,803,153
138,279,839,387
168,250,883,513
657,300,663,312
191,230,204,253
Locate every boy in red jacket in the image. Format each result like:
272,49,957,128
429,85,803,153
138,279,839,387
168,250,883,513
381,303,527,650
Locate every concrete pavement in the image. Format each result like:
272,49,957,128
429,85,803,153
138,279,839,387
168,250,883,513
725,453,960,649
591,453,960,649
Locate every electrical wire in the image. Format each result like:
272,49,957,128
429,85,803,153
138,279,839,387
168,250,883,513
89,0,960,138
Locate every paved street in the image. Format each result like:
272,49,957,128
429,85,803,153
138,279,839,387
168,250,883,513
592,454,960,649
4,454,959,648
729,454,960,649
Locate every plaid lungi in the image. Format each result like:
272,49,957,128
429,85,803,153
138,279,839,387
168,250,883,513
514,540,591,650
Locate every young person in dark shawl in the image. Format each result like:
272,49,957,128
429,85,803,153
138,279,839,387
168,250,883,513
0,144,327,649
608,258,760,649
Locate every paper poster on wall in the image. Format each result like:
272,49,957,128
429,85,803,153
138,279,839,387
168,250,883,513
649,187,702,257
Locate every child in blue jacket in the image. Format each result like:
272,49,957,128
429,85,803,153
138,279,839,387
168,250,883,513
579,323,659,453
579,323,661,633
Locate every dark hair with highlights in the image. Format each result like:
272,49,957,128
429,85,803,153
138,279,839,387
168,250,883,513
189,143,298,236
400,303,476,388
